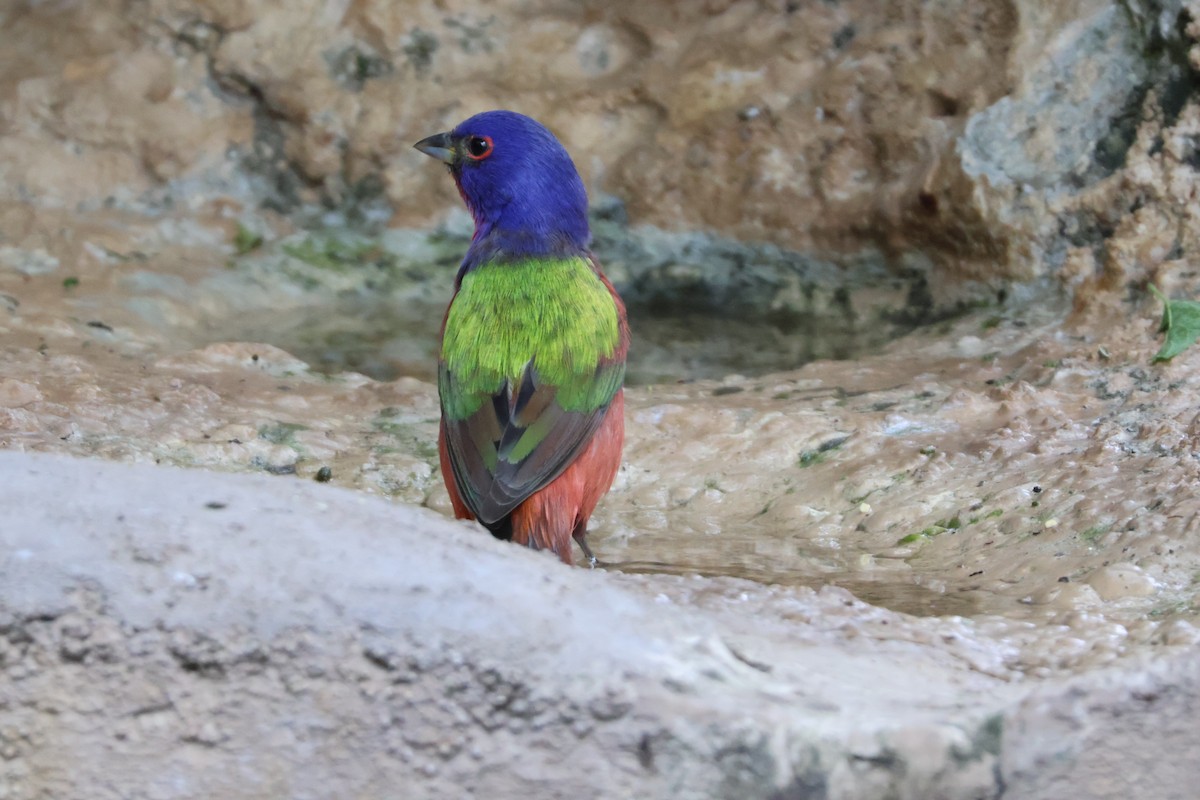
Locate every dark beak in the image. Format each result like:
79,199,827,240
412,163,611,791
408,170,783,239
413,132,455,164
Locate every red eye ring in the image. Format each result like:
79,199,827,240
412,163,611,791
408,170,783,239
465,135,494,160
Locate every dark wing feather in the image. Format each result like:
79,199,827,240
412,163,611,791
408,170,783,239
440,361,623,525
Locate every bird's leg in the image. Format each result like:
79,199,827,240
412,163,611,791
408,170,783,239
579,540,597,569
573,520,597,568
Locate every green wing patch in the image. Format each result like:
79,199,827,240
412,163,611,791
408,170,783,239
438,257,625,523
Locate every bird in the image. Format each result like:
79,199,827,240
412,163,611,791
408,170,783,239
413,110,629,565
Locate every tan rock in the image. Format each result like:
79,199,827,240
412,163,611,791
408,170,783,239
0,379,43,408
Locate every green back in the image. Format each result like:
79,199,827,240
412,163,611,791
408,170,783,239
437,255,626,525
440,257,621,416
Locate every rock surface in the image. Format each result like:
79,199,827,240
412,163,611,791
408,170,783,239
2,451,1198,800
5,0,1200,297
3,221,1200,794
4,0,1200,797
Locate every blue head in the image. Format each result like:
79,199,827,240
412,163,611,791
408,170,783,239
414,110,590,268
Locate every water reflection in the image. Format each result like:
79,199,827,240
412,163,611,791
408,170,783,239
604,560,981,618
215,300,874,386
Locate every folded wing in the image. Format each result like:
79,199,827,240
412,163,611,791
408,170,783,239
439,359,624,524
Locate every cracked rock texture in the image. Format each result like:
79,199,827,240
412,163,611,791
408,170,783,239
2,452,1199,800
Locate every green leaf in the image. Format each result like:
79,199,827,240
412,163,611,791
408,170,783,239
233,223,264,255
895,524,950,546
1150,284,1200,362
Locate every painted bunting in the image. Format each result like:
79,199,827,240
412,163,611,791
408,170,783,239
414,110,629,565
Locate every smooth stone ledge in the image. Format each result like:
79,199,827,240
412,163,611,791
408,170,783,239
0,451,1196,799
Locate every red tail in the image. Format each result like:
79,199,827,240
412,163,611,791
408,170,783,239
439,391,624,564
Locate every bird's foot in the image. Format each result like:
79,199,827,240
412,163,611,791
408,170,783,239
577,536,597,569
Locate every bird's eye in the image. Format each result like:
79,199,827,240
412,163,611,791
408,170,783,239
465,135,494,160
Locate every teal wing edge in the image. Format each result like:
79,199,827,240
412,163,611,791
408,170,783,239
438,358,625,525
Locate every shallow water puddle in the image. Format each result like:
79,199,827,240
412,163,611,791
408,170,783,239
204,299,876,386
178,222,908,386
609,558,983,617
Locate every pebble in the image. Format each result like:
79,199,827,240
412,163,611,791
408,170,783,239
1085,564,1158,601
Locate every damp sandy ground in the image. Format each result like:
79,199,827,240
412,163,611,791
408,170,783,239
2,203,1199,686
